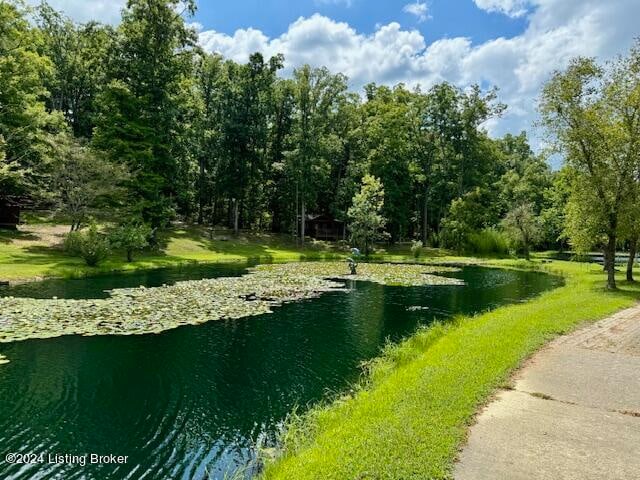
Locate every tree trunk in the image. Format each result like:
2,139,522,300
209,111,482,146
605,234,617,290
422,192,428,245
233,199,239,235
294,182,299,242
127,249,133,263
300,200,306,246
627,237,637,282
197,158,205,224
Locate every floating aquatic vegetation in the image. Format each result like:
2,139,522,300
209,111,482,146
406,306,430,311
0,262,463,344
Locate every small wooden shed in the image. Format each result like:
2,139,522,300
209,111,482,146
307,214,345,241
0,200,20,230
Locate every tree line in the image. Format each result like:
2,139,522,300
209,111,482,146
1,0,639,288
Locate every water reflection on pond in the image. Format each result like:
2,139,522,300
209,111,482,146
0,265,562,479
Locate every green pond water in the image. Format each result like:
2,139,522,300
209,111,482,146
0,264,562,480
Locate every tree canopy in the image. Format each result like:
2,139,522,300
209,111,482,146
2,0,639,289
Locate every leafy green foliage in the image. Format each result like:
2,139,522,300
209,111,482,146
63,223,110,266
440,188,495,251
540,43,640,288
35,3,113,138
286,65,348,242
6,0,638,285
51,138,128,230
0,1,65,203
348,175,387,255
410,240,423,258
501,204,542,259
93,0,198,228
108,222,152,262
466,229,509,256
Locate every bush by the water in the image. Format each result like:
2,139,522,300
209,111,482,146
63,224,110,266
109,222,152,262
466,229,509,255
411,240,423,258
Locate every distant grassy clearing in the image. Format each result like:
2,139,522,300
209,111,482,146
262,260,640,480
0,224,345,283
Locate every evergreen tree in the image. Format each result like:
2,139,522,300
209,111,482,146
348,175,387,255
93,0,198,228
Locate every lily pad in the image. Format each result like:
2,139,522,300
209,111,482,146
0,262,463,344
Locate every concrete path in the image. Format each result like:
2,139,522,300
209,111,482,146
455,306,640,480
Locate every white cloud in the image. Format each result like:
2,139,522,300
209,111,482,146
473,0,532,18
25,0,125,24
403,2,431,22
199,0,640,150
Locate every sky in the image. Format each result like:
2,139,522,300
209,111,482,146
26,0,640,151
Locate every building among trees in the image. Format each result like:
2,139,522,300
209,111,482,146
306,214,346,241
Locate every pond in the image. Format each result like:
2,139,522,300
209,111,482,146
0,265,561,480
0,262,252,299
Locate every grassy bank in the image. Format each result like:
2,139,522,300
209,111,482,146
0,224,344,282
262,259,640,479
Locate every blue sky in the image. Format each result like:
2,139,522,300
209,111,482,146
26,0,640,151
193,0,528,46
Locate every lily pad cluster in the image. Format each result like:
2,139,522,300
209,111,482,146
0,262,463,345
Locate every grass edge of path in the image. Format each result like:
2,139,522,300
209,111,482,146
261,259,640,480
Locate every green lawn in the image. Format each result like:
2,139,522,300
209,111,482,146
0,225,344,282
262,259,640,479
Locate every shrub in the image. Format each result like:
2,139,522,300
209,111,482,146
109,222,152,262
465,229,509,256
63,224,110,266
410,240,423,258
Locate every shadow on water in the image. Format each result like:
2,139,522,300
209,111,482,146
0,265,562,479
0,262,256,299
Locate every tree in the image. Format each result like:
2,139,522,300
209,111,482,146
355,84,418,242
440,188,495,251
540,47,640,289
192,53,223,225
539,167,573,250
0,1,64,206
562,177,606,256
618,183,640,281
501,203,541,260
93,0,198,229
63,222,110,266
109,221,152,262
51,138,127,231
36,3,113,138
496,133,552,216
348,175,387,255
420,83,505,238
287,65,348,244
214,53,283,234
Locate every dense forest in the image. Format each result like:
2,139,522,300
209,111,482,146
1,0,640,289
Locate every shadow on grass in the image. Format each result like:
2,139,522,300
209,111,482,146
158,225,341,261
0,230,40,244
